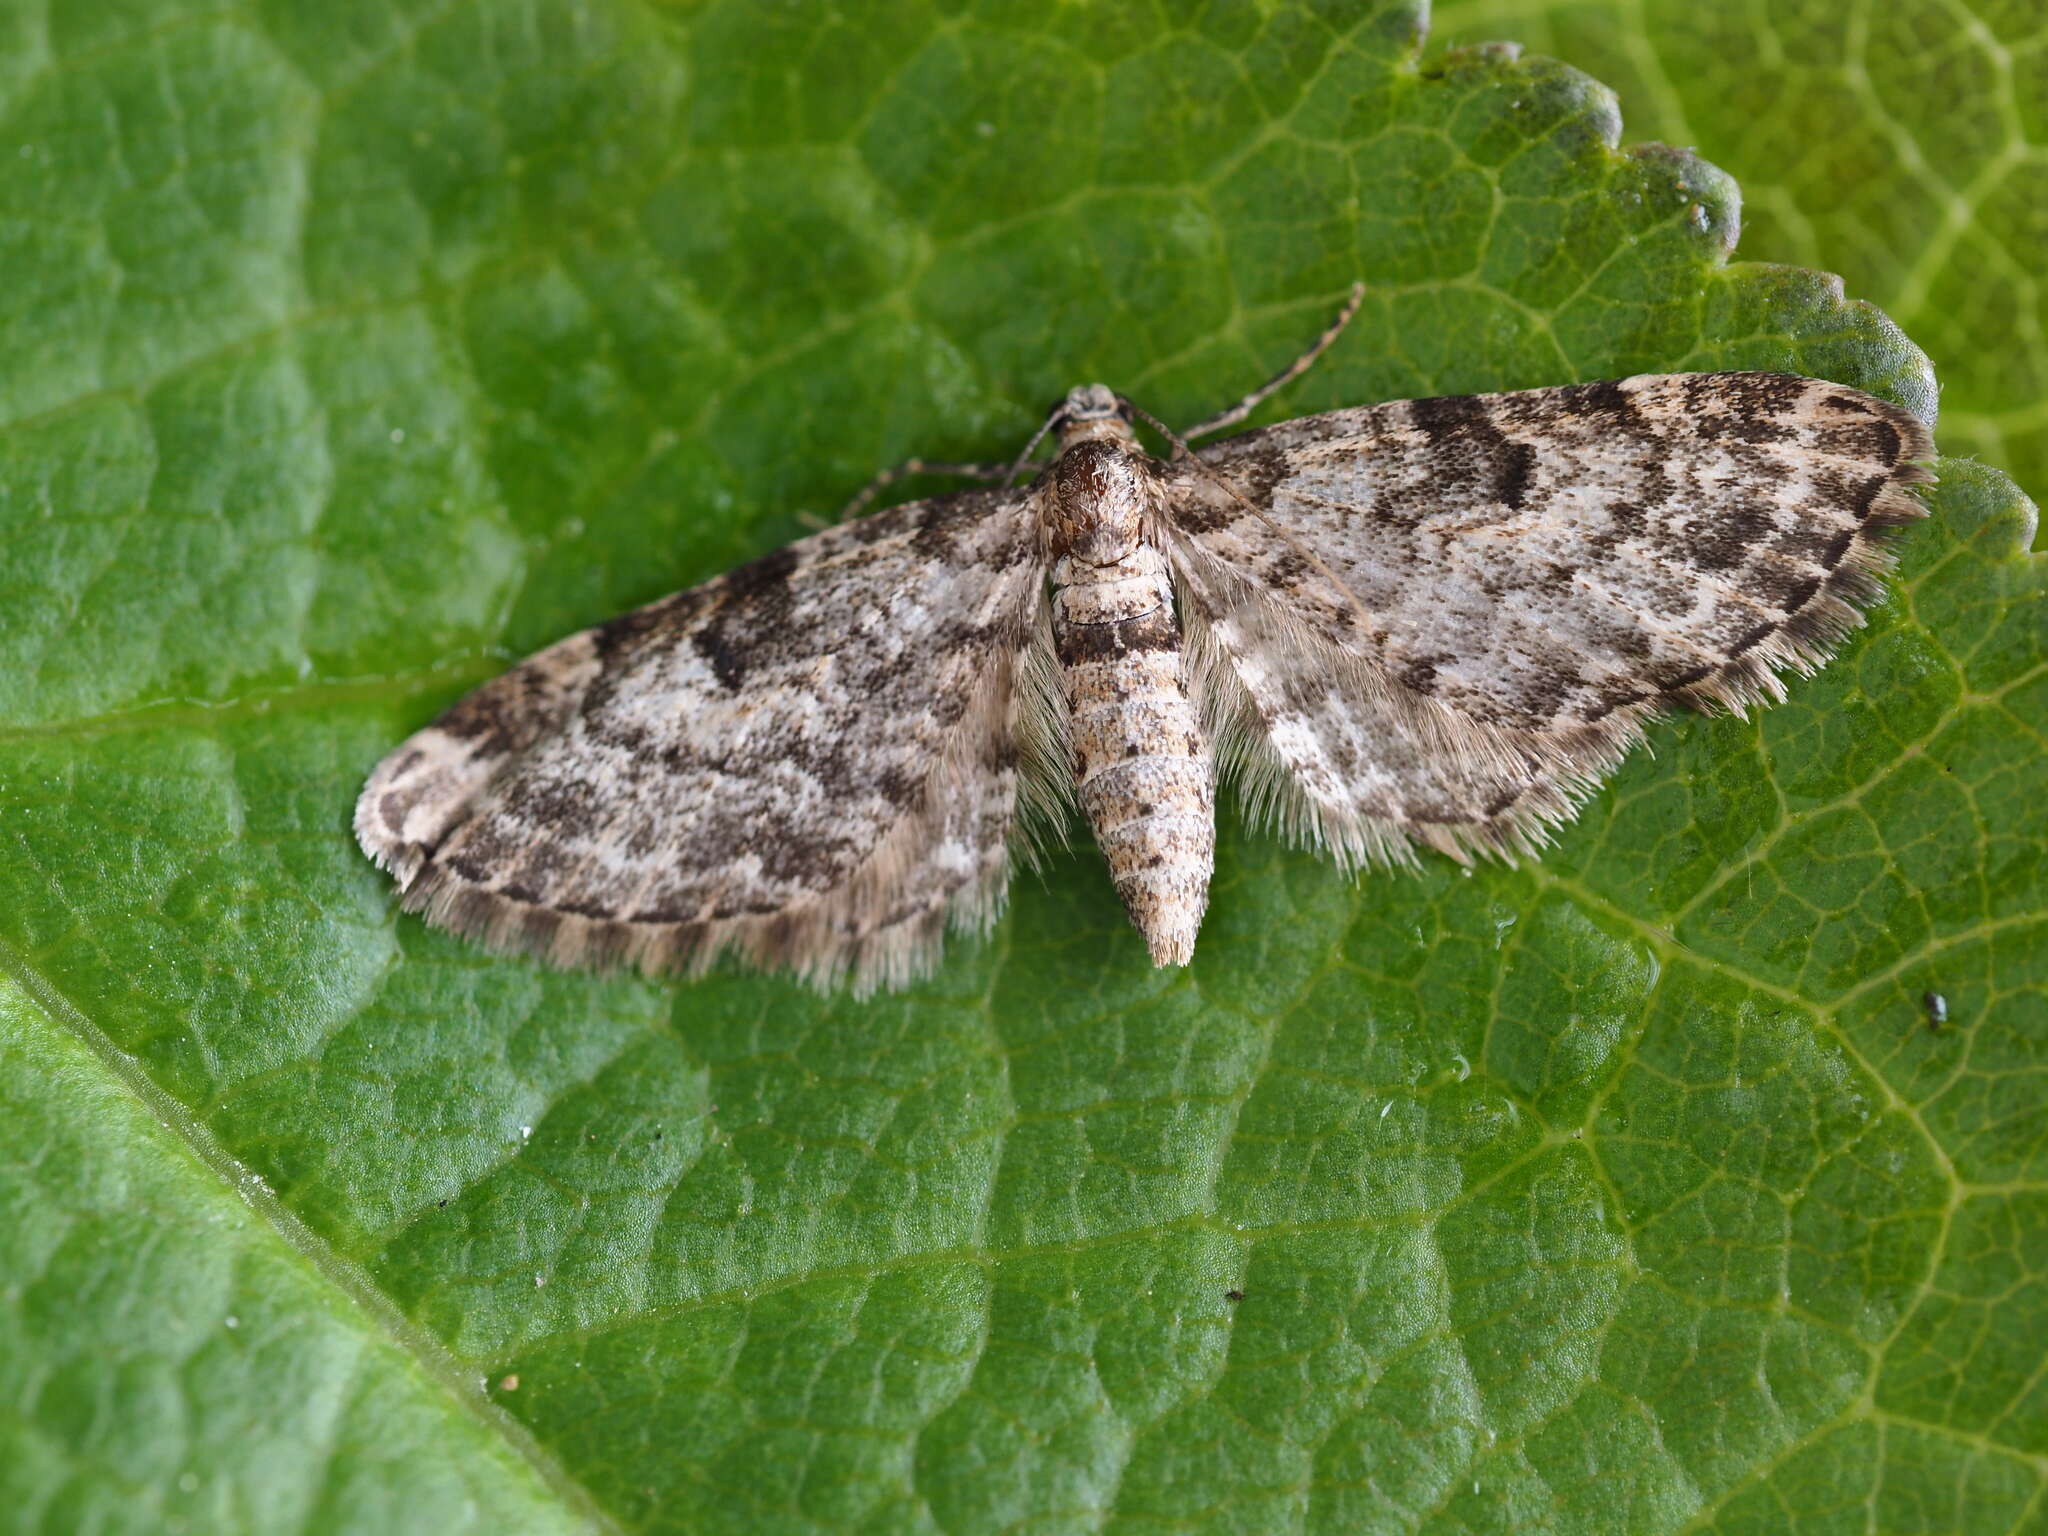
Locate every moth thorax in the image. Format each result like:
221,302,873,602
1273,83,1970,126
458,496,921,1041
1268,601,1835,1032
1049,438,1150,565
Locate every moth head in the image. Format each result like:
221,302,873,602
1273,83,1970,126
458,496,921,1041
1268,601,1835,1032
1053,383,1135,450
1048,437,1148,564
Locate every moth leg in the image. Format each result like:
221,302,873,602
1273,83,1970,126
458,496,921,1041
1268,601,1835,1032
834,458,1016,523
1179,282,1366,442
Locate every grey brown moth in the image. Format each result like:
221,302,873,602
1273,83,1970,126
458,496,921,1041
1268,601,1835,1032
356,288,1933,991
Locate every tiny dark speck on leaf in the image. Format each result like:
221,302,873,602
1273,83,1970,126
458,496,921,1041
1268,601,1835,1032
1225,1289,1245,1302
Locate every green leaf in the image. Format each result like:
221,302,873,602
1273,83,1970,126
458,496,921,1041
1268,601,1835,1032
1431,0,2048,523
1,2,2041,1532
0,979,595,1532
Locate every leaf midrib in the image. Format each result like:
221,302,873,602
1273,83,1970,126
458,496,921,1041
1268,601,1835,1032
0,927,620,1533
0,654,502,744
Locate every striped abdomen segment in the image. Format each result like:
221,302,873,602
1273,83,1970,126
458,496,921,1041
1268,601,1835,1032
1052,541,1214,965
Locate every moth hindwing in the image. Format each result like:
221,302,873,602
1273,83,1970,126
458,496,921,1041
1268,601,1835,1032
358,303,1933,992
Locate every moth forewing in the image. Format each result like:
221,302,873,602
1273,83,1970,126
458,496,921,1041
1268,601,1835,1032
356,487,1051,994
1158,370,1933,871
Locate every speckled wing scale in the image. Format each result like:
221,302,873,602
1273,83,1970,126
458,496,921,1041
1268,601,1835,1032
357,296,1933,992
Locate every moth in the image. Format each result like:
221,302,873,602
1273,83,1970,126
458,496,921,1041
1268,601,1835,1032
356,287,1933,992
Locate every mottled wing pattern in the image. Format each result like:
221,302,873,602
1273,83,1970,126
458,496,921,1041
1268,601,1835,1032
355,487,1053,992
1163,372,1934,863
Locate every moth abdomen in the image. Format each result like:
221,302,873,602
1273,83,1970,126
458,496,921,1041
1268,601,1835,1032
1052,543,1214,967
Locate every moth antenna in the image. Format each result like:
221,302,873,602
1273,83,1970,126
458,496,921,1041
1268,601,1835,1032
1122,400,1199,463
837,458,1016,522
1003,401,1067,487
1179,281,1366,442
